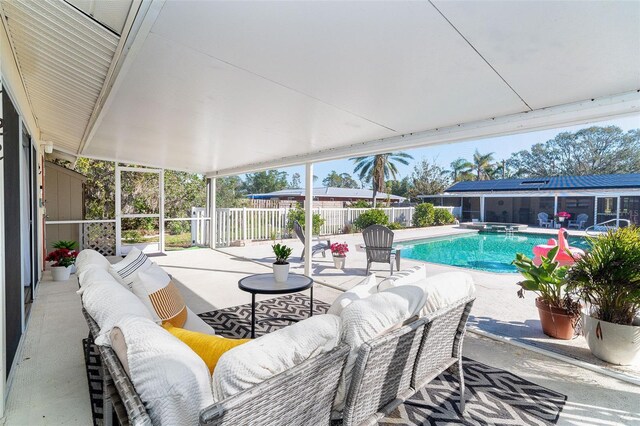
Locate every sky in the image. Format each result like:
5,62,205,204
274,114,640,188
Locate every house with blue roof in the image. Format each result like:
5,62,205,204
420,173,640,228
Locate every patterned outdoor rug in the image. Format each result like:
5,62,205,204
84,294,566,425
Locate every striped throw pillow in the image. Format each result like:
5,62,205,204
109,248,153,289
132,263,187,328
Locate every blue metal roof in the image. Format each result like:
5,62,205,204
446,174,640,193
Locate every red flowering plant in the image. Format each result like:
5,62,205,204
554,211,572,221
330,242,349,257
46,248,78,267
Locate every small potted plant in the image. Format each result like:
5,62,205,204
512,246,581,339
46,248,78,281
330,242,349,270
272,243,293,283
52,240,78,273
566,227,640,365
555,211,571,224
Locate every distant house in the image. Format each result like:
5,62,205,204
420,174,640,228
247,187,406,208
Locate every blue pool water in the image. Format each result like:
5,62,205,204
395,232,589,274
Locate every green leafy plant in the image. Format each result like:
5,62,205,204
388,221,404,230
286,208,325,235
567,227,640,325
353,209,389,230
349,200,371,208
433,208,455,225
52,240,78,250
412,203,435,227
272,243,293,265
512,246,580,316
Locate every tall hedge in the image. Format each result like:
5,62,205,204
412,203,435,227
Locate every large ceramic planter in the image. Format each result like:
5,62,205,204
535,298,577,340
333,255,346,270
583,313,640,365
51,266,71,281
272,262,290,283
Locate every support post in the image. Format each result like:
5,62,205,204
208,178,216,249
115,165,122,256
553,195,559,221
479,196,485,222
304,163,313,277
616,195,621,226
594,196,599,227
159,169,165,253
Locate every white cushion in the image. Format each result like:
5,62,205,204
327,273,377,316
114,315,213,426
334,288,420,412
76,249,111,276
81,275,154,346
419,272,475,315
212,314,341,402
377,265,426,291
78,266,117,291
109,248,153,289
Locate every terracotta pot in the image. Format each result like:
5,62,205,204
535,298,577,340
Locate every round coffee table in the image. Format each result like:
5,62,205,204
238,273,314,338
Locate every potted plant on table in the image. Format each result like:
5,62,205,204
46,248,78,281
330,242,349,270
272,243,293,283
566,227,640,365
512,246,581,339
53,240,78,273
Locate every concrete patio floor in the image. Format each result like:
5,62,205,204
4,238,640,425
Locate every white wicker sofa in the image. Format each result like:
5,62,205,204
77,249,474,426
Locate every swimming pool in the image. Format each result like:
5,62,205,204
395,232,589,274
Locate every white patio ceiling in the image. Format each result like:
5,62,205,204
6,1,640,175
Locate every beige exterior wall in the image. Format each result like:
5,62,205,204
44,162,85,254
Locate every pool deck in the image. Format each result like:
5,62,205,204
219,224,639,382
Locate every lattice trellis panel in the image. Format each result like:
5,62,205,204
82,222,116,256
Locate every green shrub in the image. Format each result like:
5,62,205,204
286,208,325,235
353,209,389,230
349,200,371,208
388,222,404,230
167,221,188,235
412,203,435,227
433,208,455,225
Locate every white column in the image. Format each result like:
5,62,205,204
553,195,558,217
159,169,165,253
115,165,122,256
479,196,485,222
208,178,217,249
304,163,313,277
616,195,621,226
593,196,599,227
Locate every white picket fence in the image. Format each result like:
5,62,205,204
215,207,415,247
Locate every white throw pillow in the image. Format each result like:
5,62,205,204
114,315,213,426
76,249,111,276
109,248,152,289
377,265,426,291
131,263,188,327
212,314,341,402
81,275,154,346
327,273,377,316
78,266,117,291
183,307,216,335
334,288,420,413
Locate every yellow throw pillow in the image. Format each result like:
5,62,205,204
163,324,250,373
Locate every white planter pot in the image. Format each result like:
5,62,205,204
272,263,290,283
583,313,640,365
69,264,77,274
51,266,72,282
333,255,346,270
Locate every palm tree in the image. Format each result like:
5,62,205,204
471,150,495,180
351,152,413,207
449,158,473,182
